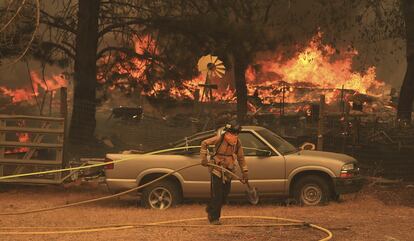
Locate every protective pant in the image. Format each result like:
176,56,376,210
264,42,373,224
206,174,231,221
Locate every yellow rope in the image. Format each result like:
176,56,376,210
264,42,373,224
0,146,202,180
0,216,332,240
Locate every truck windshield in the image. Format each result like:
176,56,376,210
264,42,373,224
257,129,298,155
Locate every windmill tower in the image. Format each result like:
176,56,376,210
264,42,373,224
197,55,226,102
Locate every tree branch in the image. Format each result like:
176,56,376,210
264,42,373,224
0,0,27,33
42,41,75,59
97,46,137,60
40,9,77,34
3,0,39,66
98,19,149,38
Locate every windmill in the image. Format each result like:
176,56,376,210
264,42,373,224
197,54,226,102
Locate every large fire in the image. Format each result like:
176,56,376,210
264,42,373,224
103,32,386,108
1,32,387,112
245,32,385,104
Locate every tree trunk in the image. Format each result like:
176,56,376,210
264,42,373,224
231,52,248,124
69,0,100,145
398,0,414,122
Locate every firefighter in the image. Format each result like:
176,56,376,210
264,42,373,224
200,121,248,225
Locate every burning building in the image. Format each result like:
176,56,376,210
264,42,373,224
98,32,391,118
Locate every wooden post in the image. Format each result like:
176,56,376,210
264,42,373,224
60,87,68,169
0,119,5,159
317,95,325,151
0,119,5,176
60,87,68,119
342,102,349,152
280,84,286,119
340,85,345,115
49,91,54,116
343,103,350,152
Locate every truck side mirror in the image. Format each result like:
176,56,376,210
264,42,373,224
256,149,272,157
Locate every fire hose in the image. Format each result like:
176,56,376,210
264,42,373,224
0,151,333,240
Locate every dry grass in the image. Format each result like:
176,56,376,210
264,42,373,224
0,183,413,241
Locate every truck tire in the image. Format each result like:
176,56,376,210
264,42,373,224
293,175,330,206
141,180,182,210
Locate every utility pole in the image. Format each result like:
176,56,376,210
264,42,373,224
280,84,286,117
317,95,325,151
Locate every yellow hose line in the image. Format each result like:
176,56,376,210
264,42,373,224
0,223,305,230
0,146,202,180
0,216,332,240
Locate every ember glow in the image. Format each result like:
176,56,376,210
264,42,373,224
11,132,30,153
5,121,30,154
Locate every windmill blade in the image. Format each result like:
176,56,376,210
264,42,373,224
216,68,225,74
198,55,212,73
210,55,217,63
215,73,224,78
215,72,224,78
215,59,223,66
215,72,225,78
199,69,209,75
216,62,225,67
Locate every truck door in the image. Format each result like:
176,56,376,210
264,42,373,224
231,131,286,195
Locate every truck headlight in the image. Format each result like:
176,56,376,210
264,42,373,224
341,163,355,171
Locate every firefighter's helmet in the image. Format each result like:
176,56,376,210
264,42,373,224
224,121,241,134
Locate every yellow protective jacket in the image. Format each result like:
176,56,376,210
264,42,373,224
200,134,248,181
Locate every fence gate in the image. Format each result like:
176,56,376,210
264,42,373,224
0,115,66,184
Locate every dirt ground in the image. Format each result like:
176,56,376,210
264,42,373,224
0,183,413,241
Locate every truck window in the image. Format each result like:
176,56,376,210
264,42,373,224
158,134,215,155
238,132,275,156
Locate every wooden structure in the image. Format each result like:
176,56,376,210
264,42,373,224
0,115,67,184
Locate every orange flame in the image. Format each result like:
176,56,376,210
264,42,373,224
0,72,67,104
246,32,386,104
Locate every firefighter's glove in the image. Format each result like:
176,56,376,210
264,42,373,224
201,158,208,167
242,171,249,183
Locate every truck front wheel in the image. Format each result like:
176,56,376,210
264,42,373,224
293,175,330,206
141,180,182,210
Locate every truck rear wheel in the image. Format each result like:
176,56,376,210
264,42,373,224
293,175,330,206
141,180,182,210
